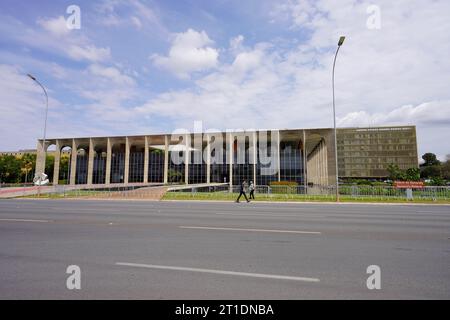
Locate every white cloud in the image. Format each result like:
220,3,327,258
231,49,264,74
95,0,167,34
67,45,111,62
151,29,219,78
131,16,142,29
229,35,245,53
0,64,66,150
37,16,70,37
338,101,450,128
88,64,135,85
0,15,112,63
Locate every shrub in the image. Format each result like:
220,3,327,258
269,181,298,186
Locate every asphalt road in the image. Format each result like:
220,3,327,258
0,199,449,299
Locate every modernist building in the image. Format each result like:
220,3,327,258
34,126,418,187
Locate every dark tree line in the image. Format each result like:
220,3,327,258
0,153,62,184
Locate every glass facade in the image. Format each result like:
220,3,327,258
129,152,144,183
210,137,228,183
256,133,278,186
188,148,207,184
168,150,184,183
148,149,164,183
75,154,87,184
280,141,304,184
110,153,125,183
232,137,254,185
92,153,106,184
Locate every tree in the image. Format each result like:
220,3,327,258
441,155,450,180
421,165,441,178
387,163,405,181
168,169,183,183
44,154,55,182
430,176,445,186
20,153,36,183
59,155,70,183
405,167,420,181
421,153,440,166
0,155,22,183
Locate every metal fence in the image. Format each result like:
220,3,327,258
170,184,450,201
48,185,168,199
2,182,449,201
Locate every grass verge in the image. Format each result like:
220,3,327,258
162,191,450,204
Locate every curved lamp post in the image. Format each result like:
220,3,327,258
27,74,49,186
332,36,345,202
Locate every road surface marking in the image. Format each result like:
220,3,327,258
179,225,321,234
115,262,320,283
0,218,50,223
215,212,320,218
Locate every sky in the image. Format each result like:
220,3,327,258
0,0,449,160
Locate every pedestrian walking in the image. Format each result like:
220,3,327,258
236,180,250,203
249,180,255,199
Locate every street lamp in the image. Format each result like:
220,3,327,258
332,36,345,202
27,73,49,186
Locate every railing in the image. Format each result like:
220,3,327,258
168,184,450,201
2,183,449,201
0,182,40,188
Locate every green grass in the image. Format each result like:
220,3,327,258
23,190,109,199
163,191,450,204
20,190,450,204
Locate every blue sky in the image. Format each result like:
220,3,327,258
0,0,449,160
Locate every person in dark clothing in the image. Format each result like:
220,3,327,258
236,180,250,203
249,180,255,199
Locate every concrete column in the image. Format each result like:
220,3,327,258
206,133,211,184
277,130,281,181
303,130,307,190
87,138,95,185
53,140,61,185
322,141,326,185
314,146,318,185
320,141,324,185
105,138,112,185
318,142,321,185
163,135,169,184
253,131,257,186
324,141,329,185
184,134,190,184
323,141,326,185
318,143,321,185
229,132,233,188
124,137,130,184
143,136,149,184
35,140,46,177
69,139,77,185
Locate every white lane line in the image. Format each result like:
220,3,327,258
215,212,320,218
50,207,118,212
0,218,50,223
115,262,320,283
179,225,321,234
